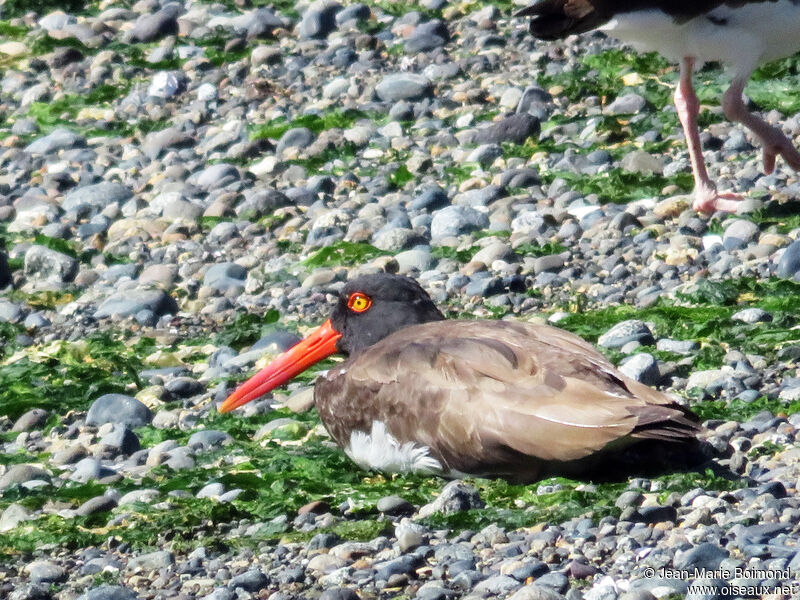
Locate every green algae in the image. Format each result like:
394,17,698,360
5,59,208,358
250,109,381,141
542,169,694,204
301,241,390,269
1,0,88,18
214,310,281,350
0,333,144,420
550,277,800,378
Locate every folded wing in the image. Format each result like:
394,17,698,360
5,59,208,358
317,320,698,478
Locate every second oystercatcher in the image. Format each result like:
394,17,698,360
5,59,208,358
516,0,800,213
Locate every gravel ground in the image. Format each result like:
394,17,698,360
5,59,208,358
2,1,800,599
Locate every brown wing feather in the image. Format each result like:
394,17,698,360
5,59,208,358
315,320,699,480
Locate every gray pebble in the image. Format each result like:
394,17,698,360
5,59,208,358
299,0,342,39
732,308,772,324
431,206,489,240
11,409,48,432
598,320,655,349
674,543,729,571
86,394,153,428
24,246,78,284
70,458,117,483
419,481,485,517
508,585,567,600
25,128,85,154
76,496,118,517
0,465,51,490
776,239,800,278
376,74,433,102
76,586,139,600
605,93,646,115
94,289,178,319
130,7,180,42
474,113,540,145
25,561,66,584
619,353,660,385
229,568,269,591
319,589,360,600
99,425,140,455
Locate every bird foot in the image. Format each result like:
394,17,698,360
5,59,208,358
692,186,745,214
760,129,800,174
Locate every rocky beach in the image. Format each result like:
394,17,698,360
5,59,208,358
2,0,800,599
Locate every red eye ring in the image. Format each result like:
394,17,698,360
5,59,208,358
347,292,372,313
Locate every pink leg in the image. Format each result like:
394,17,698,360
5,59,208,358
674,57,744,214
722,76,800,175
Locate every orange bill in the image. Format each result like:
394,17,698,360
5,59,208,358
218,319,342,413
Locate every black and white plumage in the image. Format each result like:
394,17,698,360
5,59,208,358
516,0,800,213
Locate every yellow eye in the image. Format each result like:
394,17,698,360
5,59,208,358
347,292,372,313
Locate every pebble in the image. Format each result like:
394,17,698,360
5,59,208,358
732,308,772,324
673,543,729,571
130,7,180,42
25,561,66,584
94,289,178,319
99,425,140,455
188,430,233,450
418,480,485,517
24,246,78,284
77,586,139,600
605,93,646,115
76,495,118,516
128,550,174,571
776,239,800,278
377,495,414,515
299,0,342,39
63,182,133,215
474,113,540,145
656,339,699,355
25,128,85,154
508,586,567,600
70,458,118,483
406,20,449,53
723,219,760,249
0,504,32,532
11,409,48,432
619,353,660,385
86,394,153,428
376,74,433,102
598,320,655,349
430,206,489,240
319,589,360,600
0,465,51,490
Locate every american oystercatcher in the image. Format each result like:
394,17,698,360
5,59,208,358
516,0,800,213
219,274,700,482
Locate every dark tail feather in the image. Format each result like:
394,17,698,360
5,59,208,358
514,0,558,17
514,0,610,41
628,404,703,442
585,438,730,483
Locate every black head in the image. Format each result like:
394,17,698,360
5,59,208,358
219,273,445,413
330,273,445,355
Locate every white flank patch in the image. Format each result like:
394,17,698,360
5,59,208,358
344,421,443,474
602,1,800,74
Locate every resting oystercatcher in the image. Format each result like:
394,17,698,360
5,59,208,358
219,274,700,482
516,0,800,213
